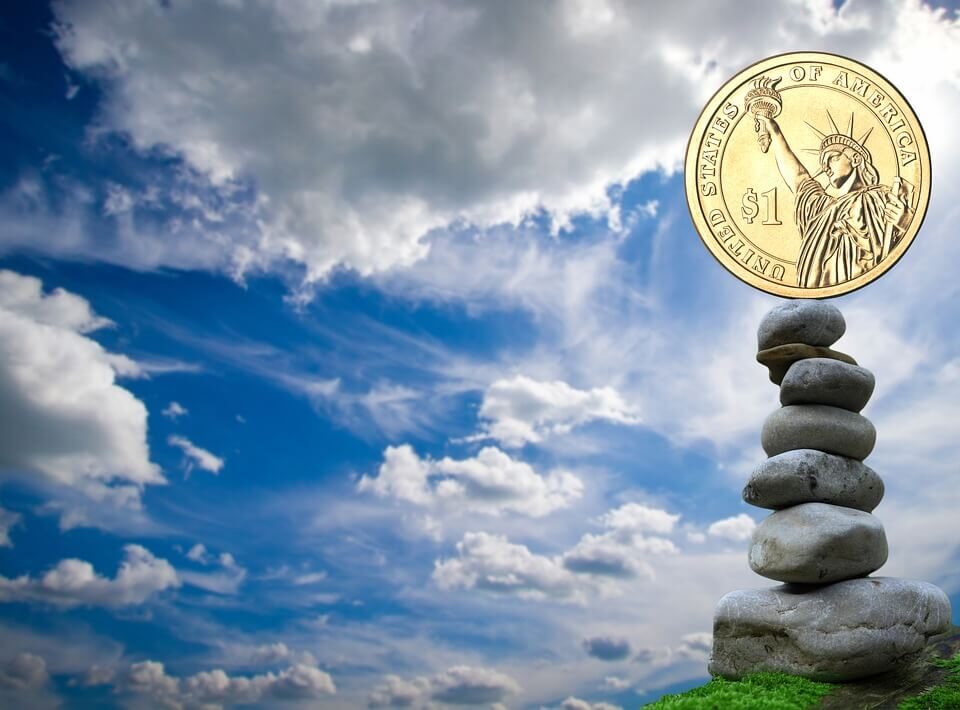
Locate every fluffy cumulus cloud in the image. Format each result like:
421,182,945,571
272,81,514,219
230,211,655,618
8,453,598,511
598,504,680,535
358,444,582,517
0,652,49,690
0,544,179,608
32,0,945,285
122,660,335,708
475,375,640,447
168,435,225,476
562,532,676,580
582,636,632,661
368,665,519,708
0,270,162,507
368,674,429,708
0,652,57,710
433,502,680,600
562,504,679,579
433,532,586,602
249,642,316,668
706,513,757,542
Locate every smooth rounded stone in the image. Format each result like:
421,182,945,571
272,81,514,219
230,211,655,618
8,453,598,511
757,300,846,351
743,449,884,512
749,502,887,583
781,358,875,412
710,577,952,681
757,344,857,385
762,404,876,460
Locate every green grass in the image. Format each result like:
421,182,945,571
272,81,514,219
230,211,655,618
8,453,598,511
897,652,960,710
641,672,835,710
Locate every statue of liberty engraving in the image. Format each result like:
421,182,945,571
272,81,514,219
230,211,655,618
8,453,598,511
745,77,914,288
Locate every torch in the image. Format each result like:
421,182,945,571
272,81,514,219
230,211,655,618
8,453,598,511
744,76,783,153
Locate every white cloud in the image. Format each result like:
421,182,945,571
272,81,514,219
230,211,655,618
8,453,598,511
0,270,111,332
168,435,224,476
180,545,247,595
78,665,115,687
251,642,292,665
675,632,712,659
0,270,162,509
124,660,179,699
0,544,179,608
0,507,21,547
249,642,315,668
0,652,57,710
562,503,679,579
597,504,679,535
185,543,208,564
561,698,622,710
0,652,49,690
162,401,188,419
475,375,641,447
706,514,756,542
604,676,630,690
369,674,430,707
358,445,583,517
368,665,520,708
292,571,327,586
122,659,335,708
562,531,676,580
434,503,680,600
103,182,134,216
433,532,586,602
44,0,689,282
430,666,521,705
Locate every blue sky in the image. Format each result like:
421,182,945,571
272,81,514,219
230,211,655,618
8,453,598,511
0,1,959,708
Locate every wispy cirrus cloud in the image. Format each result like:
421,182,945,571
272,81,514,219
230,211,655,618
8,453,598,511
168,435,224,476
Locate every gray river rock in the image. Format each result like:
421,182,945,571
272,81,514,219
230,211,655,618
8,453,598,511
762,404,876,460
757,300,846,351
710,577,952,681
748,502,887,584
743,449,884,512
780,358,875,413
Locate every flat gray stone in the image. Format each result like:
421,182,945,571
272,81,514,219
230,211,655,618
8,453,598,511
743,449,884,512
762,404,876,460
757,344,857,385
758,300,846,351
749,503,887,583
710,577,953,681
780,358,875,412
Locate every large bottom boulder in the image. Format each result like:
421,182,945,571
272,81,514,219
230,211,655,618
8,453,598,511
709,577,952,682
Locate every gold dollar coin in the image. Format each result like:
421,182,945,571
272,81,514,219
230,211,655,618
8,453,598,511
684,52,930,298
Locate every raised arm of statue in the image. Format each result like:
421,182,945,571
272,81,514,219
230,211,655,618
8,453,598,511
756,115,810,194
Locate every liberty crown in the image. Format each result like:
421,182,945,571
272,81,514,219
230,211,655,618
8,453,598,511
803,110,873,163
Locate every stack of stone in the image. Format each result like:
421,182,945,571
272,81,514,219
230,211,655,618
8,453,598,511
709,300,952,682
